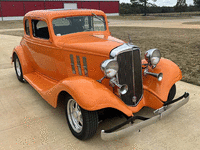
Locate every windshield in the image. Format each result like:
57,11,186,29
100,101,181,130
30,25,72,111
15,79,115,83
52,16,106,36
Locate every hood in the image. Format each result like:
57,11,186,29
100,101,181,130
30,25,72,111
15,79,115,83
57,33,125,56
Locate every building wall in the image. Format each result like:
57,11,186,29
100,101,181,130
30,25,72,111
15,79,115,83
1,1,24,17
0,2,2,18
0,0,119,18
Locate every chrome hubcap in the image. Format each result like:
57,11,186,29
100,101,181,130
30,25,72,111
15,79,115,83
67,99,83,133
15,58,21,77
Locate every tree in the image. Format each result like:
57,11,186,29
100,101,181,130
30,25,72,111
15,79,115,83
174,0,187,12
194,0,200,8
130,0,157,16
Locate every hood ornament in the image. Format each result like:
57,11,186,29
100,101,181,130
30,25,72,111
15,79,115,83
128,33,133,45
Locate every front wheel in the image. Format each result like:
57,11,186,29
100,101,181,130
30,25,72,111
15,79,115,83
65,97,98,140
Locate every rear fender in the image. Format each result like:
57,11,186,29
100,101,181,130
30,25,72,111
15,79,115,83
46,76,133,117
142,58,182,102
12,45,33,75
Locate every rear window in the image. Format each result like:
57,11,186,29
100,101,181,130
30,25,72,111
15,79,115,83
25,19,30,35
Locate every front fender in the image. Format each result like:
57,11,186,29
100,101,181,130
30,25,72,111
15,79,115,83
46,76,133,117
12,45,33,75
142,58,182,102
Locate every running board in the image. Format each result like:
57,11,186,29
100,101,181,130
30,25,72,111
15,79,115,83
24,72,58,94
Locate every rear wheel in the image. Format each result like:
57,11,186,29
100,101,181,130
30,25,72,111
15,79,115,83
167,84,176,101
65,97,98,140
14,54,24,82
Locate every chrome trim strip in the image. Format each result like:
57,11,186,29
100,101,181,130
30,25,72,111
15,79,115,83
76,56,82,75
110,43,138,58
132,50,136,99
82,57,88,76
70,54,76,74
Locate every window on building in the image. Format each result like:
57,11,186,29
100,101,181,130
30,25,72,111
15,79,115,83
32,20,49,39
25,19,30,35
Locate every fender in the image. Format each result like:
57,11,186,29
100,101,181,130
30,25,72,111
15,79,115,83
12,44,34,75
142,58,182,102
42,76,133,117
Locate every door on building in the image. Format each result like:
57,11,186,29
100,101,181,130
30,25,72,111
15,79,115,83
64,3,77,9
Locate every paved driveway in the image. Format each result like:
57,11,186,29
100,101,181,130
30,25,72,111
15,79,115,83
0,33,199,149
108,16,200,29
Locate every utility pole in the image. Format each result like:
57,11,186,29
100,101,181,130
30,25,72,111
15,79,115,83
144,0,147,16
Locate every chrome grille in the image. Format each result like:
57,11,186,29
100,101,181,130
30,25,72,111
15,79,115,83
117,48,143,106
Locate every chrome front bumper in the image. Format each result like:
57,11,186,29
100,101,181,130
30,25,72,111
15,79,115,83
101,92,189,141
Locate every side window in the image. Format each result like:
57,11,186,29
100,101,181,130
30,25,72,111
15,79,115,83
25,19,30,35
32,20,49,39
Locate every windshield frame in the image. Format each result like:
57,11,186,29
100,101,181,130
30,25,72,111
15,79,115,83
52,15,107,36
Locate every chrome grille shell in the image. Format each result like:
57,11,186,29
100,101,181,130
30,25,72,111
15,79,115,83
110,44,143,106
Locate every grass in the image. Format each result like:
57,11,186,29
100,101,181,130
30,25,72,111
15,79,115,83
0,20,199,86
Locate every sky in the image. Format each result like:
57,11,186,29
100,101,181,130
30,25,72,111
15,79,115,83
119,0,194,6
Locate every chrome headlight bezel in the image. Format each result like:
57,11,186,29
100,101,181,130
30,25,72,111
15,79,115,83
145,48,161,66
101,59,119,78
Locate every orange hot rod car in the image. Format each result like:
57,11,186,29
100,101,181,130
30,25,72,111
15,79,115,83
12,9,189,140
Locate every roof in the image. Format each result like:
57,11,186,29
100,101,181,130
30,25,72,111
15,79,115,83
25,9,106,20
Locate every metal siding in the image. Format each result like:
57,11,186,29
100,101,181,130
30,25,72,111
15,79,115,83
1,1,24,17
76,2,82,9
81,1,99,10
45,1,63,9
63,1,74,3
0,2,2,17
99,1,119,13
24,1,45,14
0,1,119,18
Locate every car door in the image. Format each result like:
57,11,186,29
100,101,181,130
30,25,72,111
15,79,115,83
26,19,59,80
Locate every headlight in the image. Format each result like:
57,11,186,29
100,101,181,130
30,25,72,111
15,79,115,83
145,49,161,66
101,59,118,78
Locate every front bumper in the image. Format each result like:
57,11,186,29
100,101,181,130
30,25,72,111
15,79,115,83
101,92,189,141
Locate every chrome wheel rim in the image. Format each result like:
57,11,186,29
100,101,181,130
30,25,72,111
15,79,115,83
67,99,83,133
15,58,21,77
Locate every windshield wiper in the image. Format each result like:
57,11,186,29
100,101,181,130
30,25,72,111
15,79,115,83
92,13,105,23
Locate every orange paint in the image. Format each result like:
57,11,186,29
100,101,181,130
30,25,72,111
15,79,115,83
12,9,182,117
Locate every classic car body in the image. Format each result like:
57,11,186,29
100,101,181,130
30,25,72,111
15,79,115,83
12,9,189,140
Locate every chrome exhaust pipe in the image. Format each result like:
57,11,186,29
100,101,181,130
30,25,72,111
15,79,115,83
144,69,163,81
110,78,128,95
